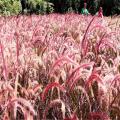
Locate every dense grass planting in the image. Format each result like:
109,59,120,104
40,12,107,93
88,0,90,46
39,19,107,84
0,14,120,120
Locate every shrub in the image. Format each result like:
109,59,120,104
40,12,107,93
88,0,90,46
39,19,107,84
0,0,54,15
27,0,54,14
0,0,21,15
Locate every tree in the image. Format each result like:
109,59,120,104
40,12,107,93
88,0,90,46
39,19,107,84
20,0,27,13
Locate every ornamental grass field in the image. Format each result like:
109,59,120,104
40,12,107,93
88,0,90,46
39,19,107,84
0,14,120,120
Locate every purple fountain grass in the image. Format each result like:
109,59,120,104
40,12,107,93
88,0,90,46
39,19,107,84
0,40,8,80
43,99,66,120
110,74,120,87
41,82,66,101
15,32,20,67
81,16,96,57
64,112,78,120
49,56,78,75
85,72,103,89
89,112,111,120
6,97,37,116
0,14,119,120
66,62,94,86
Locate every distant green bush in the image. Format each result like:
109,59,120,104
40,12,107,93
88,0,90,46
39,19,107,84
0,0,21,15
0,0,54,15
27,0,54,14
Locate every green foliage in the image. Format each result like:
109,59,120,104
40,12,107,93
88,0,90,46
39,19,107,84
47,0,81,13
0,0,119,16
112,6,120,15
88,0,100,15
48,0,120,15
0,0,54,15
112,0,120,15
27,0,54,14
0,0,21,15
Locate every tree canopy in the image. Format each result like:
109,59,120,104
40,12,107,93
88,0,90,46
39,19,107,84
0,0,119,15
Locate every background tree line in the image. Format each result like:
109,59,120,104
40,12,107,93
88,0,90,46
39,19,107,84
0,0,119,16
48,0,120,16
